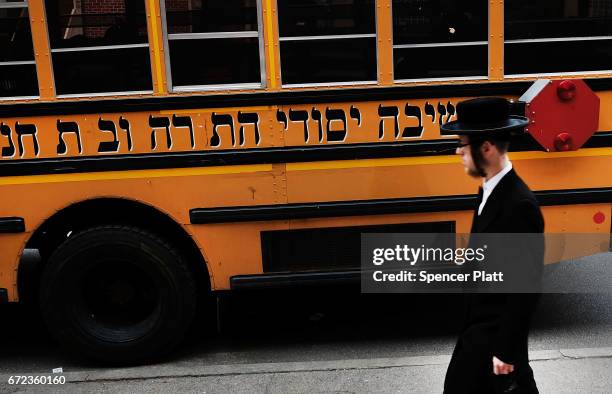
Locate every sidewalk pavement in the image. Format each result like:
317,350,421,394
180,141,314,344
1,347,611,393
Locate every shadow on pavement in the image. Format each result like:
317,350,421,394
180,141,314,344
0,286,609,372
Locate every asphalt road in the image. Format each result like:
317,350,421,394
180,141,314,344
0,255,610,390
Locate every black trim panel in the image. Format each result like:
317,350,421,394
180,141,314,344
190,195,477,224
1,78,611,118
261,221,454,273
0,140,460,177
536,188,612,206
191,187,612,224
230,270,360,290
0,217,25,233
0,288,8,303
2,81,530,117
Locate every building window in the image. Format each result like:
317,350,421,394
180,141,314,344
45,0,153,96
392,0,488,81
161,0,264,91
0,0,38,98
278,0,377,86
505,0,612,75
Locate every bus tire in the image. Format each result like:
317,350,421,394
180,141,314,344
39,225,196,364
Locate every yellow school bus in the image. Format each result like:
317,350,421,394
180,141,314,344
0,0,611,362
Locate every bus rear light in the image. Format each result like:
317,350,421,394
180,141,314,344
593,211,606,224
554,132,573,151
557,80,577,101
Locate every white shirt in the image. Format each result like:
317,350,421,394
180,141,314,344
478,160,512,216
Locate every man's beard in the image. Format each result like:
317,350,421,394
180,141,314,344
467,166,484,178
469,143,487,178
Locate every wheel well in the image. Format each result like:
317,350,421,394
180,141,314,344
19,198,210,304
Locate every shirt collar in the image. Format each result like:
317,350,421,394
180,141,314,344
483,160,512,193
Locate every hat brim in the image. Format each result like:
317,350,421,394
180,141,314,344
440,116,529,135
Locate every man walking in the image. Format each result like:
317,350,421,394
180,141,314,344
441,97,544,394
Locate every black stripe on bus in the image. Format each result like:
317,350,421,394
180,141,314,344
0,81,530,117
0,139,458,176
230,270,361,290
0,217,25,233
2,131,612,177
1,77,611,118
190,195,477,224
190,187,612,224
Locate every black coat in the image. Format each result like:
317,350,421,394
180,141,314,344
444,169,544,394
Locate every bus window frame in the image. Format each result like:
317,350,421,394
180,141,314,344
159,0,267,93
390,0,490,84
43,0,155,99
278,0,379,88
0,1,28,9
504,36,612,79
0,0,40,100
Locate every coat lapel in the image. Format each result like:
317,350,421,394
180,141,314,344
474,169,515,233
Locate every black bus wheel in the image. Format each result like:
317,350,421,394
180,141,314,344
39,225,196,364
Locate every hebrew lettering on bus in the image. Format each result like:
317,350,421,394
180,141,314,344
149,115,172,150
210,113,235,148
98,118,119,153
437,101,455,125
403,104,423,138
15,121,39,157
378,104,399,139
0,98,458,160
425,101,436,123
0,122,15,158
276,106,361,144
57,120,82,155
208,111,262,148
98,117,134,153
276,106,362,144
119,117,133,151
311,108,323,143
424,101,456,127
350,105,361,126
276,109,288,130
172,115,196,149
325,108,347,142
288,109,309,143
237,112,260,146
150,114,199,151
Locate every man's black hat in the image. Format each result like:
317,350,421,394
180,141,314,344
440,97,529,135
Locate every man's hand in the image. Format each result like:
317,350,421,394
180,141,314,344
493,356,514,375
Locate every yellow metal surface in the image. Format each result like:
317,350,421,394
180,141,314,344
146,0,167,95
264,0,279,89
1,1,612,301
376,0,394,85
0,165,274,186
488,0,504,80
28,0,55,100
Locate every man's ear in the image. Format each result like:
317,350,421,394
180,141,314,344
480,140,493,155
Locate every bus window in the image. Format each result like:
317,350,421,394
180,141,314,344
44,0,153,96
392,0,488,81
505,0,612,76
278,0,377,86
0,0,38,98
162,0,264,91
